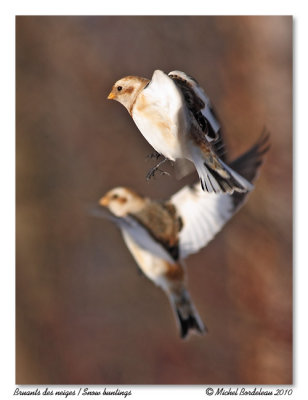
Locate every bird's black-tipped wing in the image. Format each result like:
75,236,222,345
168,70,226,161
230,129,270,209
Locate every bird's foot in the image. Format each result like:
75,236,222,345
146,157,169,181
157,169,171,177
146,166,159,180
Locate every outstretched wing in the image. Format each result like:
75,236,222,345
168,70,225,160
170,184,234,259
170,132,270,259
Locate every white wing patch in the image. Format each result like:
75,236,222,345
132,70,187,159
170,183,235,259
146,70,184,127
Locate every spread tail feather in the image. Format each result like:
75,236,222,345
168,288,207,339
188,139,254,194
194,157,253,194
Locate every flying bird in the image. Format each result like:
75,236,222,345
92,133,270,338
107,69,254,194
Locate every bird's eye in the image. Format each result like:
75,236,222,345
117,86,122,92
112,194,119,200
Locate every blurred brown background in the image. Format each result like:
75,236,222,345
16,16,292,384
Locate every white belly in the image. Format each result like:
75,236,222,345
121,230,169,288
132,94,185,160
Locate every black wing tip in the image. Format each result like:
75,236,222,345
229,128,271,209
252,126,271,157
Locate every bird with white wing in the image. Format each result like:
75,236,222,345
107,69,254,194
92,133,269,338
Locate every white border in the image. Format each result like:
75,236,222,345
2,1,305,399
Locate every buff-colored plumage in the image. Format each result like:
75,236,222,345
92,131,269,337
99,186,206,338
108,69,254,194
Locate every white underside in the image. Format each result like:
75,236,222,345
121,229,171,291
132,70,188,161
132,100,185,160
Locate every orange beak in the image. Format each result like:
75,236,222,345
107,91,115,100
99,195,109,207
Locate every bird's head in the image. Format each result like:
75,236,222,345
99,187,145,217
107,76,149,112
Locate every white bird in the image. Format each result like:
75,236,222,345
107,69,254,194
91,133,269,338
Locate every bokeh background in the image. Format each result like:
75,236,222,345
16,16,292,384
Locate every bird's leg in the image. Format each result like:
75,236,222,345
146,150,161,160
146,157,169,180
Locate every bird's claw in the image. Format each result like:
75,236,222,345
146,151,161,160
146,157,169,181
146,167,170,181
146,167,157,181
158,169,170,177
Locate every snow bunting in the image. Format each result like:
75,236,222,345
107,69,253,194
92,133,269,338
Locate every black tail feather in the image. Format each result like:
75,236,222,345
170,288,207,339
176,309,207,339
